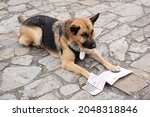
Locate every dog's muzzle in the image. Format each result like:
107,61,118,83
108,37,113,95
82,41,96,49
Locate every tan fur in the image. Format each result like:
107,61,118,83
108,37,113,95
18,14,120,79
19,26,42,46
18,15,26,24
60,16,120,78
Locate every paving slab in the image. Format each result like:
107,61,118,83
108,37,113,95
95,13,117,28
130,53,150,73
38,56,61,71
11,55,33,66
129,42,149,53
7,0,30,6
70,90,94,100
109,37,128,61
0,2,7,10
14,46,30,56
140,0,150,6
60,84,80,96
0,10,9,19
129,68,150,81
0,61,9,71
8,4,27,13
0,47,14,61
144,25,150,38
130,29,145,42
0,66,42,92
114,74,148,95
0,93,17,100
37,93,59,100
110,3,144,16
54,68,79,83
0,15,20,33
22,74,62,99
99,24,132,44
132,13,150,27
128,52,141,61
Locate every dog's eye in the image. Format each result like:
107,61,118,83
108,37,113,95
81,32,89,38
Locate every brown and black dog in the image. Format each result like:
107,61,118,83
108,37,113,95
18,13,120,79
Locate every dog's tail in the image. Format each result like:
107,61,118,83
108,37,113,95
18,15,26,24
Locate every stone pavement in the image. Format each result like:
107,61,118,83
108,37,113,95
0,0,150,100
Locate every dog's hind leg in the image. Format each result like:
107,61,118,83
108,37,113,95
19,35,32,46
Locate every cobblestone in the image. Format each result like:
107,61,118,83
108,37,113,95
99,24,132,43
38,56,61,71
140,0,150,6
95,13,117,28
109,37,128,61
8,4,27,13
129,42,149,53
110,3,144,16
0,0,150,100
0,93,17,100
14,46,30,56
38,93,59,100
60,84,80,96
144,25,150,38
0,2,7,10
11,55,33,66
0,47,14,61
130,29,145,42
0,61,10,71
0,66,42,92
22,74,62,99
130,53,150,73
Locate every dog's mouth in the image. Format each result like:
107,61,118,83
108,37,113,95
82,41,96,49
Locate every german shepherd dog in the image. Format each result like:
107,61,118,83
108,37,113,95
18,13,120,79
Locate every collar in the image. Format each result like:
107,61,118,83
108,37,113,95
70,42,80,51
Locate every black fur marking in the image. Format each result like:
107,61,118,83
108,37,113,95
69,47,80,62
23,15,59,51
70,25,80,35
90,13,100,25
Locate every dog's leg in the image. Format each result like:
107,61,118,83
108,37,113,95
61,49,90,78
86,49,120,72
62,61,90,78
19,36,32,46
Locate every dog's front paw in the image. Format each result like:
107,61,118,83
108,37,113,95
106,64,120,72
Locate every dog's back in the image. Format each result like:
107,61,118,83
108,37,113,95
23,15,58,51
18,15,60,51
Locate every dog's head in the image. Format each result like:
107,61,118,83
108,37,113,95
69,13,99,50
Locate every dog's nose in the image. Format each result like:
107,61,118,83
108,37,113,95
91,42,96,48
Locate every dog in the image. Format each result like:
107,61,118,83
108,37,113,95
18,13,120,79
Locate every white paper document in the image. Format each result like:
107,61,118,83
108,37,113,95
83,67,132,95
100,67,132,85
87,73,106,91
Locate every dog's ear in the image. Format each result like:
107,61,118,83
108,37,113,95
90,13,99,25
70,25,80,35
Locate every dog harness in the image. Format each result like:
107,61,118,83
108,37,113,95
23,15,59,51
